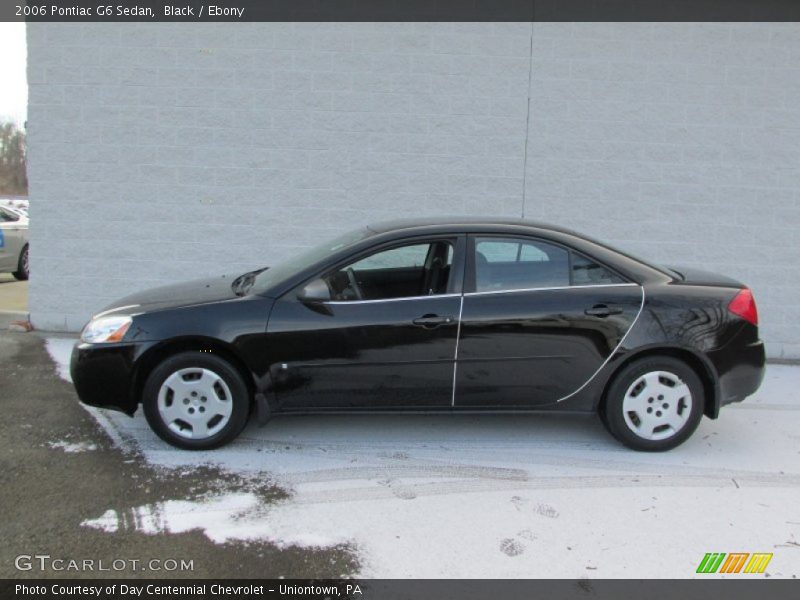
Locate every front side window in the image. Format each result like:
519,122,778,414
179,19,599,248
474,237,570,292
325,241,453,301
350,244,429,271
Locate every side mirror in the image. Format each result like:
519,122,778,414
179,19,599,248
298,278,331,304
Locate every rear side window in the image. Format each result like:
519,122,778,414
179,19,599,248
472,237,627,292
474,237,569,292
571,254,625,286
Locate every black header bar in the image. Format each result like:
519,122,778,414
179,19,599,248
2,0,800,22
2,579,800,600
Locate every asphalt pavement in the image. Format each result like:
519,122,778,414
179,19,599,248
0,331,358,579
0,274,27,328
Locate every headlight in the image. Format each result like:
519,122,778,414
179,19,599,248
81,316,132,343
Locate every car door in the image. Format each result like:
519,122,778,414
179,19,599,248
0,207,25,272
265,235,465,410
454,234,644,408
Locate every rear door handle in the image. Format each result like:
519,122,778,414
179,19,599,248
412,314,455,328
585,304,623,318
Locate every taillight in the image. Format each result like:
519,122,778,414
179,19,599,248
728,288,758,326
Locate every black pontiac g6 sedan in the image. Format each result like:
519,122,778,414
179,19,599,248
71,219,765,451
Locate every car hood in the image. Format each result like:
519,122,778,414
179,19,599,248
668,265,744,288
94,274,242,317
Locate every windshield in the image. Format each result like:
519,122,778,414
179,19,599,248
249,227,372,295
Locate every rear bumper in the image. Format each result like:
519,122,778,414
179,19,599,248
718,340,766,407
70,341,154,415
707,326,766,415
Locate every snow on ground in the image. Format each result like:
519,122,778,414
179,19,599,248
47,337,800,578
48,440,97,453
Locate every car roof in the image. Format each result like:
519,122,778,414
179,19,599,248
366,217,580,236
257,216,673,298
362,216,673,284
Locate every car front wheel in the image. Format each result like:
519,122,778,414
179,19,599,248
142,352,250,450
601,356,704,451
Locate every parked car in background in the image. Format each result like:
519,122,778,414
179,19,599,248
0,205,28,280
71,218,765,452
0,198,29,218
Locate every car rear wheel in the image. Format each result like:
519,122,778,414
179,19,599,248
142,352,250,450
13,244,28,281
602,356,704,451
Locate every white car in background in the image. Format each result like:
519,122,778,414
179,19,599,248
0,205,29,280
0,198,28,217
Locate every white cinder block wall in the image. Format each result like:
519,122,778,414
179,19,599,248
26,22,800,357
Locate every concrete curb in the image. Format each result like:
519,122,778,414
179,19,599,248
0,310,31,330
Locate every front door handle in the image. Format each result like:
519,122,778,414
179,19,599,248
412,314,455,329
585,304,623,318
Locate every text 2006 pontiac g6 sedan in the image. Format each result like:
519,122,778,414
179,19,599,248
71,219,765,451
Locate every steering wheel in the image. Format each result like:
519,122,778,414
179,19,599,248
344,267,364,300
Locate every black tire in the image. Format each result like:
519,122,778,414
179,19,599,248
601,356,705,452
142,352,251,450
12,244,28,281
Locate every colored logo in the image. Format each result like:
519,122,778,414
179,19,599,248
696,552,773,574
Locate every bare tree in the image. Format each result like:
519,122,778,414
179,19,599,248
0,121,28,196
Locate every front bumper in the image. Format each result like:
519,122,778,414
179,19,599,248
70,341,154,415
